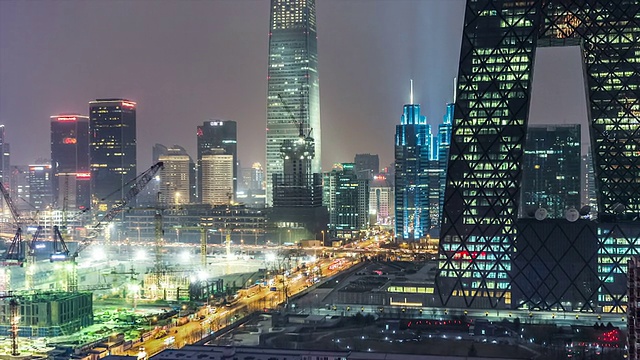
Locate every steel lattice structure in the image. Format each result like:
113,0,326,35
436,0,640,311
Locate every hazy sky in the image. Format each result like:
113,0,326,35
0,0,587,170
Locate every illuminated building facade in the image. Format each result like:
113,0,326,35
369,174,394,227
520,124,581,219
89,99,137,212
201,149,233,206
327,163,369,239
266,0,321,206
28,164,53,210
394,94,431,242
437,0,640,310
158,146,194,205
50,114,91,210
437,103,453,224
197,120,237,201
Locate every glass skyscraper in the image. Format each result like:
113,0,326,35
51,115,91,211
395,95,431,242
266,0,321,206
437,0,640,310
197,120,237,202
89,99,137,213
520,124,581,219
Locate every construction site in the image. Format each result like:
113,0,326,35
0,162,290,358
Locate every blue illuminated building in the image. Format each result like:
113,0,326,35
394,83,431,242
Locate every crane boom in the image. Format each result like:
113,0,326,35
75,161,164,257
50,162,163,292
0,183,21,225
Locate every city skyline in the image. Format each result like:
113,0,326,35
1,0,587,171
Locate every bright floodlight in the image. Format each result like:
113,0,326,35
197,271,208,281
180,251,191,262
134,249,147,261
92,247,107,261
265,253,276,262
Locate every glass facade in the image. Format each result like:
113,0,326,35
437,0,640,309
266,0,321,206
197,120,237,202
327,163,369,239
50,115,91,210
520,124,581,219
395,103,431,242
89,99,137,213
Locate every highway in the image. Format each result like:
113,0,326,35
117,256,356,358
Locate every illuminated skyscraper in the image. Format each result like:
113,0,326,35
327,163,369,239
158,146,194,206
520,124,581,219
437,0,640,310
201,149,233,206
266,0,321,206
28,164,53,210
394,84,431,242
89,99,137,212
51,115,91,210
197,120,237,201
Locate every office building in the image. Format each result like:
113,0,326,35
437,102,454,225
354,153,379,180
158,146,194,206
437,0,640,310
369,174,394,227
201,149,233,206
197,120,237,201
327,163,369,239
520,124,581,219
89,99,137,212
28,164,53,210
395,85,431,242
272,132,322,208
266,0,321,206
50,114,91,210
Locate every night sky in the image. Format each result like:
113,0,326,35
0,0,587,171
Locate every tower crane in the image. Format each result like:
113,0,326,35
0,291,21,356
50,162,164,292
0,183,42,290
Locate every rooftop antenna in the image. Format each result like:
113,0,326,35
410,79,414,104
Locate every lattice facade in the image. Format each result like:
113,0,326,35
437,0,640,309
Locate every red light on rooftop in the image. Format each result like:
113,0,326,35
63,137,77,144
76,173,91,179
121,102,136,108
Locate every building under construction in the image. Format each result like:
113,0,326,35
0,291,93,337
142,273,190,301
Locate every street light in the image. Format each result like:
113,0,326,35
321,230,325,244
288,229,291,243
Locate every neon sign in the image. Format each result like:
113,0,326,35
63,137,77,144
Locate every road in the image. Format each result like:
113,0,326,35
118,256,357,358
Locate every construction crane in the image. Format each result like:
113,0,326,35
50,162,164,292
0,183,43,291
0,291,21,356
172,225,209,268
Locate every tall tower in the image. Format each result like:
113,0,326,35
89,99,137,213
266,0,321,206
436,0,640,311
158,146,193,206
51,115,91,211
394,82,431,242
197,120,237,202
